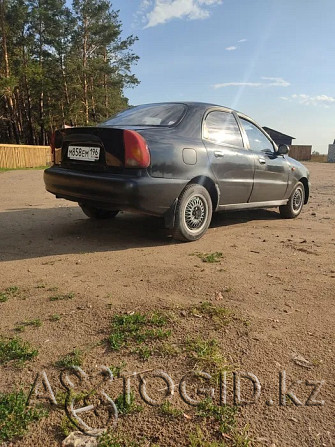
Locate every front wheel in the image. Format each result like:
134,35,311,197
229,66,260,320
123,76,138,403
279,182,305,219
172,184,212,242
79,203,119,219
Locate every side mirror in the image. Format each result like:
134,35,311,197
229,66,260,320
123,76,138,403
277,144,290,155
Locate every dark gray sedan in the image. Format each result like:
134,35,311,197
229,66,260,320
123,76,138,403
44,102,310,241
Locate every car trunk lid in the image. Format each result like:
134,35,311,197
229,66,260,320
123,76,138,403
52,127,150,171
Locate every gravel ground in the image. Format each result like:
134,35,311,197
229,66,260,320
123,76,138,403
0,162,334,447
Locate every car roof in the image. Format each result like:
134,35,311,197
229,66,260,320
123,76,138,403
133,101,231,109
131,101,253,120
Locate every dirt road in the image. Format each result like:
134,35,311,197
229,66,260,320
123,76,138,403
0,162,334,446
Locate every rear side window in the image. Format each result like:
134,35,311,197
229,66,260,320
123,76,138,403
203,111,243,147
101,103,187,127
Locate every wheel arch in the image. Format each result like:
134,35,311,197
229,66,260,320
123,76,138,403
164,175,218,230
299,177,309,204
187,175,219,211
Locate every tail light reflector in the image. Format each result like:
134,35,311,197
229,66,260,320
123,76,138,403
123,130,150,168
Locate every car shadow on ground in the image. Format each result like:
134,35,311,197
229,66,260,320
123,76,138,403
210,208,281,228
0,206,281,261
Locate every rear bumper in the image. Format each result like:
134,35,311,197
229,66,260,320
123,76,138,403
44,166,187,216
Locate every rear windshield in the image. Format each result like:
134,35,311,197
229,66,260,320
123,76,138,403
101,103,187,127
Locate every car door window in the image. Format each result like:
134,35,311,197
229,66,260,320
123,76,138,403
203,111,243,147
240,118,274,153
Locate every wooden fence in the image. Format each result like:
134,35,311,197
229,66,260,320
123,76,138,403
0,144,51,169
289,145,312,161
0,142,316,168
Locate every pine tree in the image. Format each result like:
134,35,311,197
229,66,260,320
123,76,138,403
0,0,139,144
0,0,20,142
71,0,139,126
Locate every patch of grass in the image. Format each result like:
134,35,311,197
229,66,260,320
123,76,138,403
132,345,152,360
0,293,8,303
49,292,74,301
159,400,183,418
112,313,147,334
0,337,38,366
195,399,252,446
192,252,223,263
98,431,140,447
54,391,68,408
14,319,42,332
109,362,126,378
0,286,21,302
136,328,171,343
192,302,232,326
185,338,226,370
55,348,83,368
60,414,77,436
55,389,90,409
0,390,47,442
197,398,237,435
150,312,168,326
49,314,61,322
108,312,170,352
0,166,48,173
232,426,252,447
155,342,181,357
189,426,225,447
109,332,126,351
114,391,143,416
6,286,20,294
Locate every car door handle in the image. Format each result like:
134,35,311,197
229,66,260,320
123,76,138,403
258,157,266,164
214,151,224,158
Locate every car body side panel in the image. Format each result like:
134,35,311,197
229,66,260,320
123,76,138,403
249,151,290,202
137,107,213,181
143,134,212,180
283,156,310,201
203,141,255,205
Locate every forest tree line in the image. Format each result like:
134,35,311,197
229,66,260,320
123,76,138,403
0,0,139,145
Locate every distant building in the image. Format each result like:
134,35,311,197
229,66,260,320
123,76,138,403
263,127,295,146
328,140,335,162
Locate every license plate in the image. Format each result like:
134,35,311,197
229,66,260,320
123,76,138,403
67,145,100,161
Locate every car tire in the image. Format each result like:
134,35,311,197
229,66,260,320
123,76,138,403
279,182,305,219
172,184,212,242
79,203,119,219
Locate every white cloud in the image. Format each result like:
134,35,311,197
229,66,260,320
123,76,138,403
261,77,290,87
140,0,222,28
213,77,290,89
214,82,262,88
281,94,335,107
224,38,247,51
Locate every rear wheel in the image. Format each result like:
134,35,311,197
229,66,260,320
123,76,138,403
79,203,119,219
279,182,305,219
172,184,212,242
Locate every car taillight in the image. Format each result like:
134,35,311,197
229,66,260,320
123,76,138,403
123,130,150,168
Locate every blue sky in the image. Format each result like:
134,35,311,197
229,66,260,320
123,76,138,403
112,0,335,153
